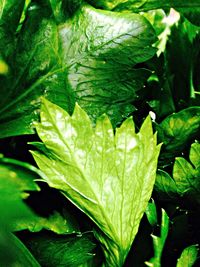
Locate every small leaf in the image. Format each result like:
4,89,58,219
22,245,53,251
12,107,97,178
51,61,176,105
13,211,80,234
155,170,179,200
145,209,169,267
157,107,200,162
173,142,200,204
145,199,158,227
31,98,161,266
176,244,199,267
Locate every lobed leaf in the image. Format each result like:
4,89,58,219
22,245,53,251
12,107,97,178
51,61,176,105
31,98,161,266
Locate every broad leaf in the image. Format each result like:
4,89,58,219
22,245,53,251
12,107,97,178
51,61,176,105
31,98,161,266
157,107,200,162
0,1,156,138
145,209,169,267
176,244,199,267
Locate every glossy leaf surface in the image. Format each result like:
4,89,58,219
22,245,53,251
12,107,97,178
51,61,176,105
31,98,160,266
0,1,156,138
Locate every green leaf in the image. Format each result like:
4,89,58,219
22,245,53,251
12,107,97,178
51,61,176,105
145,209,169,267
13,211,80,234
176,244,199,267
173,142,200,204
157,107,200,162
165,19,200,109
0,2,156,138
0,233,41,267
155,142,200,204
25,232,97,267
31,98,161,266
0,0,25,57
0,158,41,266
155,170,179,200
86,0,200,12
145,199,158,227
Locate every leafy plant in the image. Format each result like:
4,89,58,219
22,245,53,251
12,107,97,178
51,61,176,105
0,0,200,266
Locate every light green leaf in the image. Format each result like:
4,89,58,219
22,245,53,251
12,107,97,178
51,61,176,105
176,244,199,267
145,209,169,267
31,98,161,266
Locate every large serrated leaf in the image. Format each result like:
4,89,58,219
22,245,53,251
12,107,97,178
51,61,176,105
31,98,161,266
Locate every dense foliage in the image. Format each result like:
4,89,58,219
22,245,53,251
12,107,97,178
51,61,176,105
0,0,200,266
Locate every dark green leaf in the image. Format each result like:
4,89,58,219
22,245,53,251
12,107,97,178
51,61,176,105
31,98,161,266
145,209,169,267
0,0,25,58
86,0,200,12
25,232,97,267
145,199,158,227
157,107,200,162
0,158,41,266
165,20,200,110
0,233,40,267
155,142,200,204
155,170,179,200
0,2,156,137
176,244,199,267
173,142,200,204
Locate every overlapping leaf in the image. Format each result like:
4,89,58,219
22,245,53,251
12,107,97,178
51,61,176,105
31,98,161,266
87,0,200,13
155,142,200,204
0,0,156,138
0,157,41,266
156,107,200,162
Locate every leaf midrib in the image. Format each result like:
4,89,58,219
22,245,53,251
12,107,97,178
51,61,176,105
43,100,120,243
